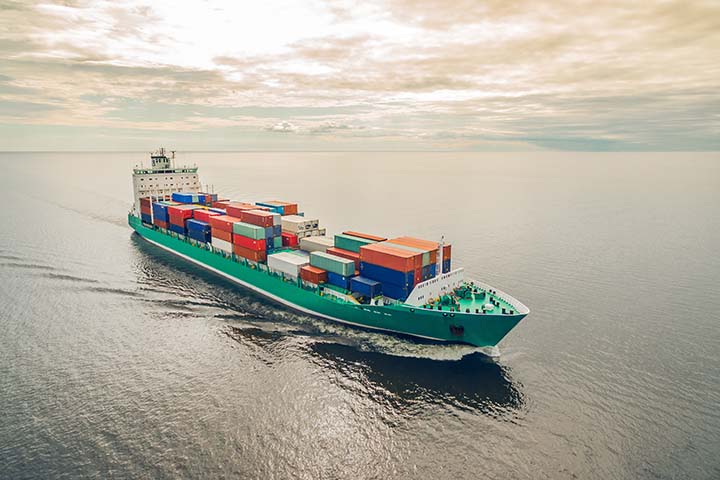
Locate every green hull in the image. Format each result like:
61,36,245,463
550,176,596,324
129,214,526,347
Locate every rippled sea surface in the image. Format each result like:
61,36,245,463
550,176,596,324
1,152,719,479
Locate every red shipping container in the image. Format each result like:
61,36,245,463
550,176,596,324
342,231,387,242
167,204,197,219
414,267,422,285
226,202,258,217
212,200,231,209
212,229,233,243
233,234,266,251
233,244,267,262
300,265,327,284
193,209,220,223
443,244,452,259
208,214,241,233
240,210,274,227
154,220,167,229
359,243,418,272
168,212,186,227
326,247,360,269
281,232,298,247
141,205,152,215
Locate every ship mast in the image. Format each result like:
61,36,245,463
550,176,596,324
437,235,444,277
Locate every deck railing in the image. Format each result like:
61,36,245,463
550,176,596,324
469,279,530,314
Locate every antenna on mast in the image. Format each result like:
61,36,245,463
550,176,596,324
437,235,445,278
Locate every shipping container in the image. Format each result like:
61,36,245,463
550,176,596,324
359,262,414,287
280,215,319,233
233,244,267,262
299,236,334,253
326,247,360,269
212,229,233,243
350,276,382,298
358,243,419,273
152,202,169,222
326,271,352,290
193,209,221,223
232,221,265,240
379,241,426,268
186,219,210,232
273,236,282,249
211,237,233,254
342,231,387,242
212,200,232,209
443,244,452,259
198,192,218,204
233,234,266,251
442,259,451,273
188,229,211,243
334,233,377,253
240,209,274,227
141,213,152,224
208,215,242,233
281,232,299,247
226,202,258,217
272,224,282,236
171,192,200,204
256,201,299,216
414,267,422,285
263,226,274,238
153,219,167,229
381,282,411,301
168,223,186,235
310,251,355,277
167,204,199,219
300,265,327,284
168,212,187,227
267,251,309,278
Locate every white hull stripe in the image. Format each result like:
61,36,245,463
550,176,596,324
138,233,449,343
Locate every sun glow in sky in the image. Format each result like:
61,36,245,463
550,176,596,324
1,0,718,150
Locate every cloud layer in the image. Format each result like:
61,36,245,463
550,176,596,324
0,0,718,150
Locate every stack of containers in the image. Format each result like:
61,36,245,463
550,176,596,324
342,231,387,242
211,199,231,209
226,202,261,217
167,205,198,235
358,243,421,300
299,236,334,253
239,209,283,253
198,192,218,206
326,247,360,270
310,252,356,290
281,232,299,247
334,233,378,253
151,200,177,229
139,197,152,224
256,201,299,216
208,215,241,254
281,215,318,236
171,192,200,204
267,252,309,279
186,219,211,244
300,265,327,285
385,237,452,276
231,221,267,262
442,244,452,273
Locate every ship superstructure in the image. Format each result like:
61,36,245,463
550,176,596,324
128,149,529,348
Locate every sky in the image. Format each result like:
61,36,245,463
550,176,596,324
0,0,718,151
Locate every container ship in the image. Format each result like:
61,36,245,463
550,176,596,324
128,149,529,347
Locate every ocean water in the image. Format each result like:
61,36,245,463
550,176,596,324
0,151,718,479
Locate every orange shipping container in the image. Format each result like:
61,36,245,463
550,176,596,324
240,210,274,227
443,244,452,259
300,265,327,284
212,229,233,243
226,202,258,217
359,243,419,272
326,247,360,269
342,231,387,242
233,244,266,262
208,215,241,233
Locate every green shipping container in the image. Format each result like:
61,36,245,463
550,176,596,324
273,236,283,248
310,251,355,276
232,221,265,240
334,233,377,253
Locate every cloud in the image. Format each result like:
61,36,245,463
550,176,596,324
0,0,718,150
267,120,299,133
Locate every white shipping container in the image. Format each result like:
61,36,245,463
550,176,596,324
267,251,309,278
272,213,281,226
299,235,334,253
211,237,233,253
281,215,319,233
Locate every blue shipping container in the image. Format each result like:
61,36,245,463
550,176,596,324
168,224,186,235
381,282,411,301
186,219,210,232
264,226,274,238
326,271,352,290
171,192,198,204
350,276,382,297
188,230,211,243
442,259,451,273
209,208,226,215
273,225,282,236
255,202,284,215
152,202,169,222
141,213,152,224
359,262,414,287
